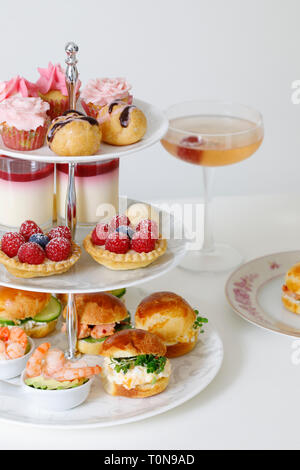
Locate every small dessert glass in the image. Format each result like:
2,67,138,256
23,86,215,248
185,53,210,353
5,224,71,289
0,156,54,232
56,159,119,227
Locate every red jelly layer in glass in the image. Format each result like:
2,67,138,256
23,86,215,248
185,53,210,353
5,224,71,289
0,155,54,182
57,159,119,177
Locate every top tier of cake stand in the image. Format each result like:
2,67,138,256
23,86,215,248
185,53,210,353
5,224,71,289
0,99,168,164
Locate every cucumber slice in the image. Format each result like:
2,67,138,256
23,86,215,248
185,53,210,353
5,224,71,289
33,296,62,323
0,318,15,326
110,288,126,298
82,336,106,343
115,314,132,331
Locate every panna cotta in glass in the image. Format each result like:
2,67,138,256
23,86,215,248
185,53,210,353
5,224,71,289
56,159,119,226
0,156,54,230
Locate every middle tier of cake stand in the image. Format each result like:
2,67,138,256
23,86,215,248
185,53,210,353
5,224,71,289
0,199,187,294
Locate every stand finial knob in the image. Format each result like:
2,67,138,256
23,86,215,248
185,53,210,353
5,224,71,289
65,41,79,57
65,42,79,110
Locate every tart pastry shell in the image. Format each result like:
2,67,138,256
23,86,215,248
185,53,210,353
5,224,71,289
83,233,167,270
0,242,81,278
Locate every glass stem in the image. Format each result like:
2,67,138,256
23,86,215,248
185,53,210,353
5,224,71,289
202,167,215,253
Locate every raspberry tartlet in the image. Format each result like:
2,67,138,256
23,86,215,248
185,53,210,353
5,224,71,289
83,215,167,270
0,221,81,278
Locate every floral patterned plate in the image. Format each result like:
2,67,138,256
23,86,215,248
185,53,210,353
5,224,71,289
226,251,300,337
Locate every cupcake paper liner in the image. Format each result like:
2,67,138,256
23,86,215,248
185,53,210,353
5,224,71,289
41,96,69,120
81,100,100,118
39,93,80,120
1,123,48,151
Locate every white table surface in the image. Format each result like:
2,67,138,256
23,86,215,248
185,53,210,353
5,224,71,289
1,194,299,450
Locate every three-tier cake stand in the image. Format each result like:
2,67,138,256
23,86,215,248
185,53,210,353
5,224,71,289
0,42,187,359
0,43,224,428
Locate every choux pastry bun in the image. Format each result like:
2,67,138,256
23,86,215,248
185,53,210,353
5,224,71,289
47,110,101,156
98,100,147,146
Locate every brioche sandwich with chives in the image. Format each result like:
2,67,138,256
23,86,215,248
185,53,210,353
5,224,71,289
101,328,171,398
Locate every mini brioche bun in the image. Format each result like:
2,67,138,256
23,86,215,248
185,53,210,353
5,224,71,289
135,291,197,357
282,294,300,315
101,373,170,398
62,292,128,325
101,328,166,358
0,287,51,322
25,319,58,338
77,338,105,356
57,290,126,307
284,263,300,295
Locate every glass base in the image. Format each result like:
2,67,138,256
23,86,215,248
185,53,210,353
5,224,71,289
179,243,243,273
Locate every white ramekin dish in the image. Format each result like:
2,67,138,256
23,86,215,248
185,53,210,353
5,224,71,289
0,337,34,380
0,371,94,411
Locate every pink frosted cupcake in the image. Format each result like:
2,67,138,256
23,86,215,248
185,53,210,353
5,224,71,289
0,76,38,102
0,96,50,151
36,62,81,120
81,77,132,118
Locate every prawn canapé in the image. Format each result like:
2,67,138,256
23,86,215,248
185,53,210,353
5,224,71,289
25,343,101,390
0,326,29,361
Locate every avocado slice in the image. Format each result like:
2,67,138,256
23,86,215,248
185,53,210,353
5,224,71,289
115,314,132,331
25,375,87,390
33,296,62,323
82,336,106,343
110,288,126,298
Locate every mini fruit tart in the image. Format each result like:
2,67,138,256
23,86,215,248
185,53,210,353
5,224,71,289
0,221,81,279
83,215,167,270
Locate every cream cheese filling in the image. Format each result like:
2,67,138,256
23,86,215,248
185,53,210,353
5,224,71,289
103,357,171,390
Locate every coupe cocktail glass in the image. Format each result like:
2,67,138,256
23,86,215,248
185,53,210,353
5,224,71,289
161,101,264,272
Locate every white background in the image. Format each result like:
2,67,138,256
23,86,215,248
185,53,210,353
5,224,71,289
1,0,299,200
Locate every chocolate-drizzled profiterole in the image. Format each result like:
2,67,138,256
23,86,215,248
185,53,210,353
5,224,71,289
98,101,147,146
47,110,102,156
